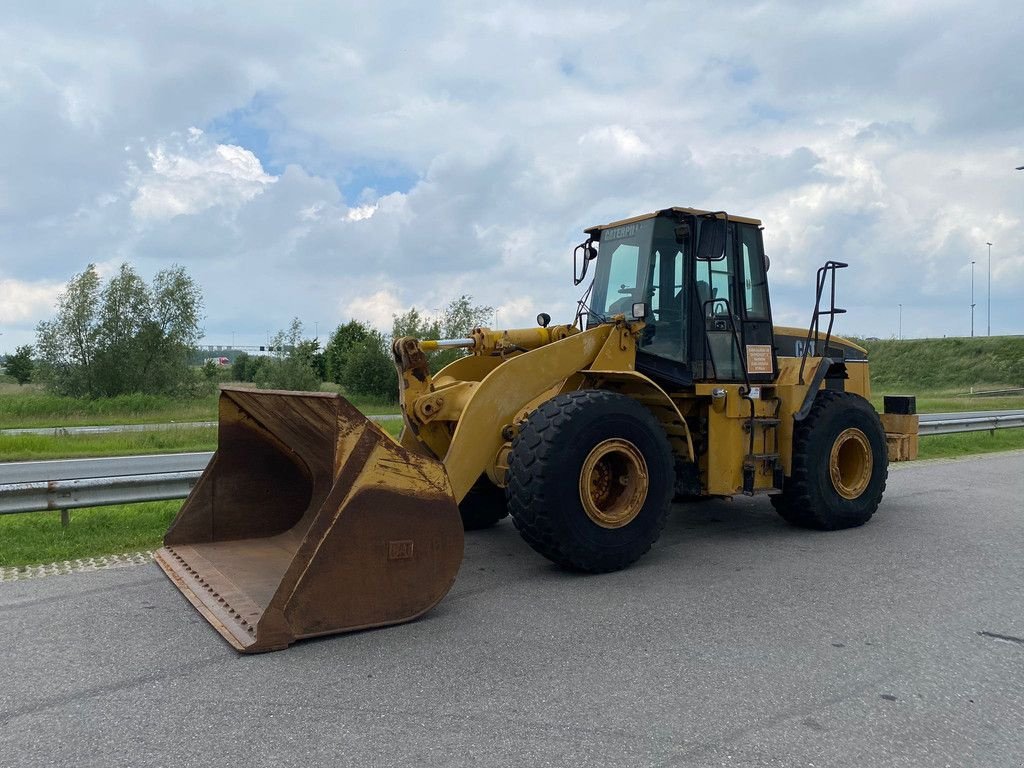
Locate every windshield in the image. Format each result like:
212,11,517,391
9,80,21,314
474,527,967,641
588,219,654,319
586,216,690,363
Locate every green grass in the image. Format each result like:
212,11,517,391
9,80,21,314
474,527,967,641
0,385,218,428
0,427,218,461
916,429,1024,460
0,383,399,428
1,421,402,461
860,335,1024,392
870,391,1024,414
0,501,180,568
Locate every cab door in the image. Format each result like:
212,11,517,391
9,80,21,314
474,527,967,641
692,218,776,383
735,223,776,382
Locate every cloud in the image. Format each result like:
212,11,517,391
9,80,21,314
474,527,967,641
344,289,406,330
0,277,64,327
130,130,276,221
1,0,1022,354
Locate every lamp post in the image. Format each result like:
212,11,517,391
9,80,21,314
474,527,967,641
986,242,992,336
970,260,976,337
898,303,902,340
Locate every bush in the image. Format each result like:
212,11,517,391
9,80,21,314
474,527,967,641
340,331,398,402
35,263,203,398
5,345,34,385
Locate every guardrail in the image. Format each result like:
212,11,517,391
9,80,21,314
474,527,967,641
0,472,202,517
917,412,1024,436
1,411,1021,517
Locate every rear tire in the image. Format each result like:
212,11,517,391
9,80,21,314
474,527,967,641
506,390,673,572
772,390,887,530
459,475,508,530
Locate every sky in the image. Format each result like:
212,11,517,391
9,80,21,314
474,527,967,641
1,0,1023,354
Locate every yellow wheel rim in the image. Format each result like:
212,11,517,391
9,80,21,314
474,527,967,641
829,428,872,499
579,438,649,528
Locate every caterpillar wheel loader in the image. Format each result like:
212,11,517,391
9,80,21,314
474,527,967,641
157,207,916,653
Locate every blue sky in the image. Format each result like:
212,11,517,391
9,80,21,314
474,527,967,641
0,0,1022,352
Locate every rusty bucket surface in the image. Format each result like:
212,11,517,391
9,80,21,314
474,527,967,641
155,387,463,653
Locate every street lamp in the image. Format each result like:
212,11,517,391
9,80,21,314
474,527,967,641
898,303,902,340
986,242,992,336
970,260,976,337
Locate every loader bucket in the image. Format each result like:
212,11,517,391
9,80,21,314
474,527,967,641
154,387,463,653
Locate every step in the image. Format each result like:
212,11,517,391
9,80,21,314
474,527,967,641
745,453,780,461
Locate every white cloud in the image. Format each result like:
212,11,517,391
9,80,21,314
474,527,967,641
578,126,653,159
130,131,276,221
344,288,406,330
0,277,64,324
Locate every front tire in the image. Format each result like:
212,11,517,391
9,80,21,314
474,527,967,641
772,390,888,530
506,390,674,572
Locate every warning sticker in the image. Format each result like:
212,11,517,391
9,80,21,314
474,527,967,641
746,345,774,375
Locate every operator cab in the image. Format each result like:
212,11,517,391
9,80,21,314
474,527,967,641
580,207,776,387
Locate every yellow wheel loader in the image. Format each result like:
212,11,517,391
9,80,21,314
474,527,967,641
156,207,916,653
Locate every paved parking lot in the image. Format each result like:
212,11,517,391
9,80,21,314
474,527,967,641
2,452,1022,767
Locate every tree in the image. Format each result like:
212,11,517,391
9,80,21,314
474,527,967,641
93,263,152,395
138,265,205,395
35,263,204,397
35,265,102,397
324,320,370,384
393,295,494,373
260,318,322,392
392,307,440,341
440,294,494,339
5,345,34,385
232,352,253,382
340,329,398,402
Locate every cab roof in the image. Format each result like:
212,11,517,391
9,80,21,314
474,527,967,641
585,207,762,236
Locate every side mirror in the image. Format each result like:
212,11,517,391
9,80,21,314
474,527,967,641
696,218,726,261
573,240,599,286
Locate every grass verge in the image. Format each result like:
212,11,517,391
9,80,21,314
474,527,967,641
0,427,218,462
916,428,1024,460
0,501,180,568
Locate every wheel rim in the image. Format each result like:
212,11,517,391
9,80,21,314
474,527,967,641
829,428,872,499
579,438,649,528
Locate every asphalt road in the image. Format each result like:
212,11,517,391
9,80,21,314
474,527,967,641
2,452,1023,767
